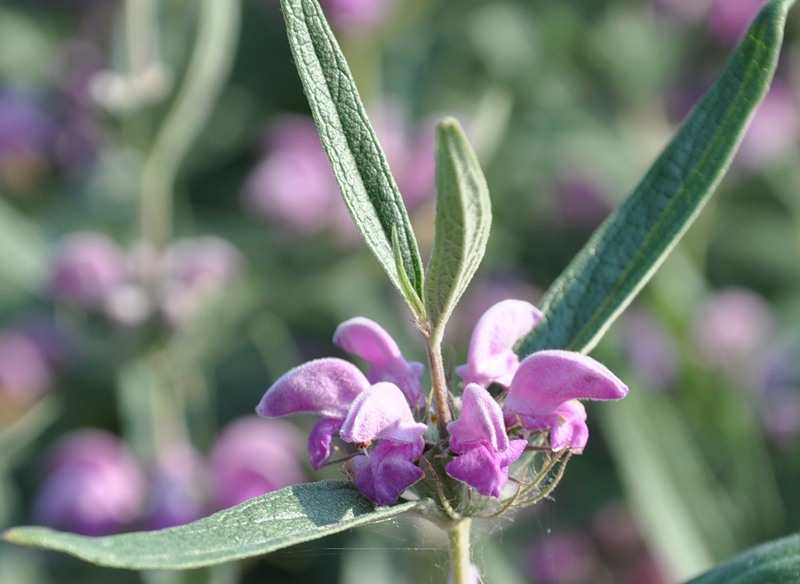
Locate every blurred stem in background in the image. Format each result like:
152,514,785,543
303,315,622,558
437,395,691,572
139,0,240,252
111,0,241,522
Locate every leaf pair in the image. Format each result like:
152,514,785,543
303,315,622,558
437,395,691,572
280,0,491,340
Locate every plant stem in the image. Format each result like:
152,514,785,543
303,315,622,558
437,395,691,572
449,518,472,584
426,337,452,434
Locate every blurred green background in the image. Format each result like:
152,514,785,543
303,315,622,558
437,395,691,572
1,0,800,583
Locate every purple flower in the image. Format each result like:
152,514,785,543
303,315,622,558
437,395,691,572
338,381,428,505
257,300,628,505
445,384,526,497
257,358,426,504
457,300,627,453
346,439,425,506
33,430,146,536
334,317,424,407
503,351,628,453
49,232,129,308
340,382,427,444
209,417,306,510
456,299,543,387
256,358,370,469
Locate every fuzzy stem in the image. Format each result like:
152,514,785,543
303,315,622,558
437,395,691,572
426,338,452,434
449,518,472,584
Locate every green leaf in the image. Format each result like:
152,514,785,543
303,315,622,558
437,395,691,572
517,0,795,356
392,225,426,321
684,533,800,584
424,118,492,343
279,0,425,305
3,481,421,570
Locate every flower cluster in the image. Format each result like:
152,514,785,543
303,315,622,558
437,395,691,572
48,232,243,329
257,299,628,507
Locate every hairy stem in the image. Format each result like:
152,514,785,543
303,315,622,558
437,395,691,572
427,338,452,434
449,518,472,584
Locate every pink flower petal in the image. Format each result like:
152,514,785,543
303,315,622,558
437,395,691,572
340,382,427,444
308,417,345,470
504,350,628,421
448,383,509,454
457,300,543,387
547,400,589,453
256,358,369,420
349,440,424,506
333,317,424,406
445,439,526,498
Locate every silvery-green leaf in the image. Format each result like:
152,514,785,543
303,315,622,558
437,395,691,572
279,0,425,305
517,0,795,356
3,481,421,569
684,532,800,584
424,119,492,342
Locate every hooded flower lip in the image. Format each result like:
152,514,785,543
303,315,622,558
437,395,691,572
256,358,371,469
445,384,526,497
256,358,370,420
338,382,426,505
333,317,424,407
339,382,427,445
503,350,628,452
456,299,543,387
448,383,510,453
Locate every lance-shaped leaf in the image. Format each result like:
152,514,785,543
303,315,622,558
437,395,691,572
424,118,492,342
3,481,421,569
684,532,800,584
279,0,425,306
517,0,795,356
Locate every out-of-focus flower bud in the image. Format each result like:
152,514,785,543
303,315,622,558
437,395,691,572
33,430,146,536
159,236,244,327
692,287,774,370
0,331,52,414
209,417,307,510
49,232,129,309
